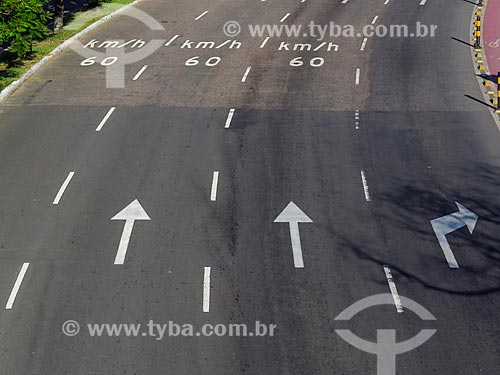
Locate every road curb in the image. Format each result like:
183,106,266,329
470,0,500,128
0,0,146,104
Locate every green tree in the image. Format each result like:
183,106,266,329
0,0,51,58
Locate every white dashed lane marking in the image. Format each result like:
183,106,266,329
203,267,211,312
242,67,252,82
6,263,30,310
383,265,404,313
132,65,148,81
96,107,116,132
195,11,208,20
361,170,371,202
210,171,220,201
224,109,236,129
165,34,179,46
280,13,291,23
53,172,75,205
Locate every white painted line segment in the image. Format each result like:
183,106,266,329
280,13,291,23
419,0,427,4
6,263,30,310
53,172,75,205
225,109,236,128
96,107,116,132
371,16,379,24
203,267,211,312
195,11,208,20
210,171,220,201
132,65,148,81
361,170,371,201
360,38,368,51
383,265,404,313
355,68,361,85
242,67,251,82
259,37,270,48
165,34,179,46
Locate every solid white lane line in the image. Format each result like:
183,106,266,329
360,170,371,201
53,172,75,205
210,171,220,201
360,38,368,51
224,109,236,128
132,65,148,81
165,34,179,46
259,37,270,48
203,267,211,312
96,107,116,132
242,67,251,82
6,263,30,310
371,16,379,24
280,13,291,23
195,11,208,20
355,68,360,85
383,265,404,313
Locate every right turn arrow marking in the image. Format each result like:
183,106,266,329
430,202,479,268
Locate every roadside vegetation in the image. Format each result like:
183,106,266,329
0,0,134,92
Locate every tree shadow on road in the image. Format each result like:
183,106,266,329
337,162,500,297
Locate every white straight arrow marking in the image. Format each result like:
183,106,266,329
111,199,151,265
274,201,313,268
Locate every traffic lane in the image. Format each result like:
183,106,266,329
352,109,500,373
0,106,245,374
362,0,500,370
216,108,429,374
0,106,113,260
0,261,237,375
367,0,480,112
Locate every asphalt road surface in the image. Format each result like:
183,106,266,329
1,0,500,374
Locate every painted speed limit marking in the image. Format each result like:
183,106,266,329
80,56,119,66
184,56,222,67
289,57,325,67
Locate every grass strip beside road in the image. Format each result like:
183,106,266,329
0,0,134,92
